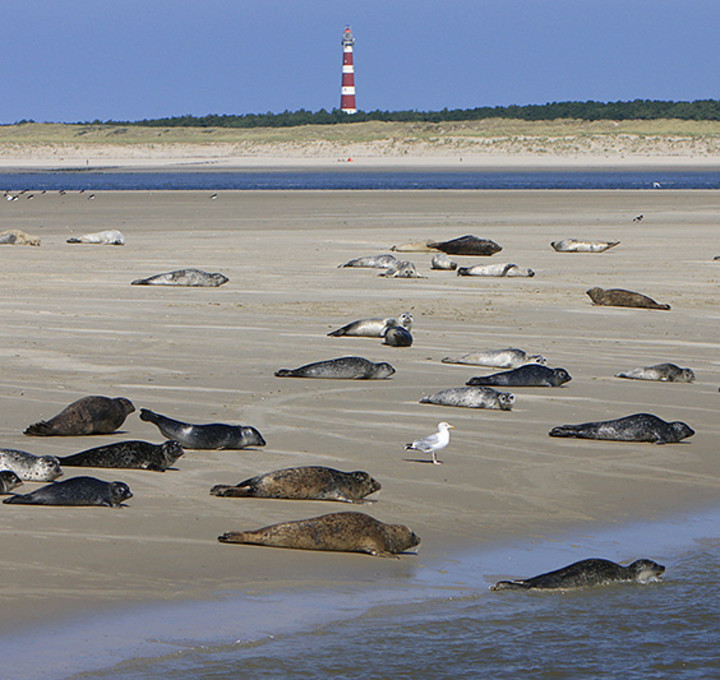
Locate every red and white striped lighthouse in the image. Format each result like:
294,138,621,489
340,26,357,114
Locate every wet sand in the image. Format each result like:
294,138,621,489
0,187,719,635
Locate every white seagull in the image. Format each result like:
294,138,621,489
404,422,454,465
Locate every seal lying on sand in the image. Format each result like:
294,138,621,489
218,511,419,557
0,449,62,481
131,269,229,287
420,386,515,410
378,260,424,278
429,235,502,256
586,287,671,310
390,240,436,253
457,263,534,277
139,409,266,449
467,365,571,387
442,348,547,368
615,363,695,383
338,254,397,268
211,466,381,503
3,476,132,507
275,356,395,380
58,440,184,471
328,312,412,337
551,239,620,253
491,558,665,591
382,326,413,347
0,229,41,246
431,253,457,270
0,471,22,494
66,229,125,245
549,413,694,444
24,396,135,436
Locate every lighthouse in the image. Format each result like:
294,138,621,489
340,26,357,114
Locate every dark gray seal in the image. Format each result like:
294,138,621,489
586,287,671,310
467,365,571,387
275,356,395,379
24,396,135,436
549,413,694,444
338,254,398,268
57,440,184,471
131,268,229,287
420,386,515,410
491,558,665,591
382,326,413,347
139,408,266,449
0,471,22,494
211,466,381,503
615,363,695,383
328,311,412,338
3,476,132,507
0,449,63,481
218,511,420,557
429,235,502,256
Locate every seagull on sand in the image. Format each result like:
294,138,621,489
404,422,454,465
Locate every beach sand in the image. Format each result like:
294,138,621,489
0,183,718,639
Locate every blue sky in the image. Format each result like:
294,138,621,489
3,0,718,123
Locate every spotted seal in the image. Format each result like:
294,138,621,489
66,229,125,245
430,253,458,270
442,348,547,369
211,466,381,503
275,356,395,379
131,269,229,287
586,287,671,310
378,260,425,278
57,440,184,471
549,412,694,444
328,312,413,338
0,449,63,481
429,235,502,256
3,476,132,507
615,363,695,383
457,263,535,277
218,511,420,557
420,386,515,410
467,365,571,387
139,409,266,449
24,396,135,436
338,254,398,269
491,558,665,591
551,239,620,253
382,326,413,347
0,471,22,494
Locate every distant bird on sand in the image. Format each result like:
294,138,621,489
210,193,218,200
632,214,644,222
404,422,454,465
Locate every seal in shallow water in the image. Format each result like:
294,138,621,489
551,239,620,253
467,365,571,387
328,312,412,338
420,386,514,410
131,268,229,287
442,348,546,369
66,229,125,245
0,471,22,494
615,363,695,383
586,287,671,310
57,440,184,471
3,476,132,507
218,511,419,557
338,254,398,268
490,558,665,591
275,356,395,379
24,396,135,436
139,409,266,449
549,413,694,444
211,466,381,503
0,449,63,481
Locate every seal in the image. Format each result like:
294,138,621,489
3,476,132,507
549,412,694,444
131,269,229,287
457,263,535,277
275,356,395,380
442,348,547,368
0,448,63,481
428,235,502,256
57,440,184,471
338,254,398,269
66,229,125,245
467,365,571,387
0,470,22,494
615,363,695,383
420,386,515,410
24,396,135,436
0,229,41,246
490,558,665,591
211,466,381,503
390,240,436,253
328,312,412,338
378,260,425,278
382,325,413,347
139,408,266,449
430,253,458,270
586,287,671,310
218,511,420,557
551,239,620,253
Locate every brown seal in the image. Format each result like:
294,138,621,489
0,229,41,246
218,511,420,557
24,396,135,436
586,287,670,310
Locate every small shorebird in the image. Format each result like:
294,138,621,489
404,422,454,465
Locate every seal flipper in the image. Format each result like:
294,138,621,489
23,420,53,436
210,483,256,497
274,369,295,377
